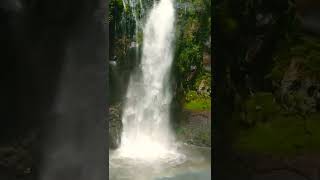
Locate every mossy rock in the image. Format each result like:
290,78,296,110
194,72,211,95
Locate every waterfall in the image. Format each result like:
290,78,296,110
115,0,182,162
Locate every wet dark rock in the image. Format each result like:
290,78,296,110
176,110,211,147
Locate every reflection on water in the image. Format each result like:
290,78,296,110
109,144,211,180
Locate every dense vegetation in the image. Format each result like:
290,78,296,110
173,0,211,111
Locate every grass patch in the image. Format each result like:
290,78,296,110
184,98,211,111
183,90,211,111
234,113,320,157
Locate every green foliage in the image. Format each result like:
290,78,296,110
173,0,211,95
185,90,198,102
177,44,202,76
109,0,124,23
183,19,200,42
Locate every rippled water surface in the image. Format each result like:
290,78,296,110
109,144,211,180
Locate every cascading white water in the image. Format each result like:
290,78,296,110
115,0,182,162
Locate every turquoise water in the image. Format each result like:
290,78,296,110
109,144,211,180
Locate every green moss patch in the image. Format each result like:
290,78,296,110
184,98,211,111
184,90,211,111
